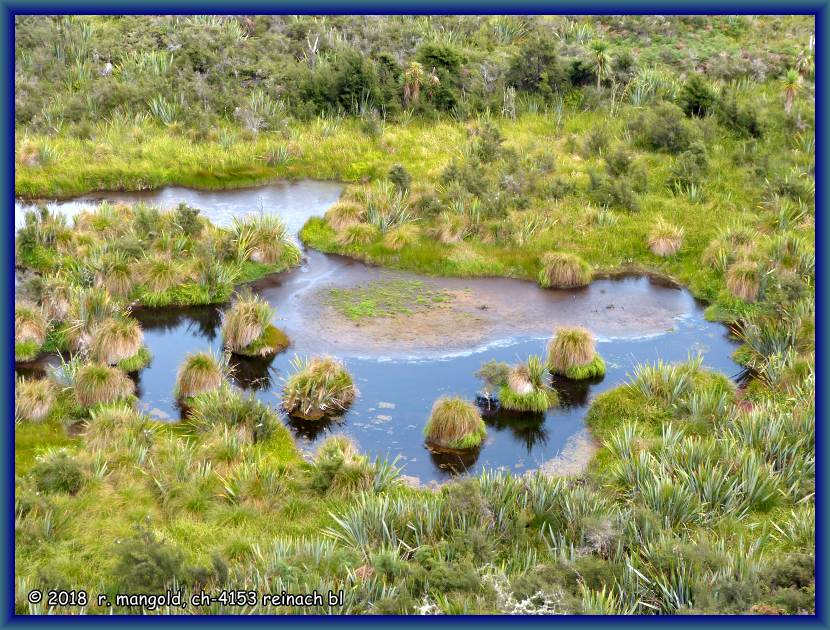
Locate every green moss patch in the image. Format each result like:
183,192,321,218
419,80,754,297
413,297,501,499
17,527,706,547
325,279,451,321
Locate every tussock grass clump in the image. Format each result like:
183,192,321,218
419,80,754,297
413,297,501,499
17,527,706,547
187,386,278,443
538,252,592,289
234,214,301,266
74,363,135,408
434,212,469,244
336,223,380,247
222,293,286,357
648,218,684,257
727,260,761,302
424,396,487,450
310,435,376,494
499,355,558,413
15,376,55,422
84,403,151,451
92,250,136,298
89,317,144,365
32,448,86,495
175,351,226,400
282,355,357,421
40,274,73,320
382,224,420,251
548,327,606,380
139,255,181,294
15,303,47,361
325,201,365,232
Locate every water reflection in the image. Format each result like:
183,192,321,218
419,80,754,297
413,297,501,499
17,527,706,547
482,407,549,452
551,375,604,409
229,355,278,392
427,445,482,477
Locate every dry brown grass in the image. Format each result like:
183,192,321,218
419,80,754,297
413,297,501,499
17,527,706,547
89,317,144,365
15,303,47,345
507,364,533,394
74,363,135,407
15,376,55,422
648,218,684,257
727,260,761,302
325,201,365,231
175,351,225,399
222,293,273,353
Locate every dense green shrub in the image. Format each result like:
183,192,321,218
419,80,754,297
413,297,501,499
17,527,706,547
32,450,86,495
633,102,695,153
506,36,567,98
679,74,716,117
416,43,465,111
112,526,194,594
717,93,765,138
671,140,709,187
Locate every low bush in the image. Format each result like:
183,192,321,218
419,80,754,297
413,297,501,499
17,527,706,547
32,449,86,495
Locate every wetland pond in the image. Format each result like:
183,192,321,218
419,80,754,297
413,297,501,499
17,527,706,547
15,181,742,484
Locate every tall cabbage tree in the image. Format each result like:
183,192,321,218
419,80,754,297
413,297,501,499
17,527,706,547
782,68,801,114
590,40,611,89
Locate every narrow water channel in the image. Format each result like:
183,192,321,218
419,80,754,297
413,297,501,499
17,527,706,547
15,182,742,483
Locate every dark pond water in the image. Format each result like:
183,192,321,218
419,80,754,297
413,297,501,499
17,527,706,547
16,181,742,483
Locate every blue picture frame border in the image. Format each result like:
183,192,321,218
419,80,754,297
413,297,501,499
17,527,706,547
1,2,826,627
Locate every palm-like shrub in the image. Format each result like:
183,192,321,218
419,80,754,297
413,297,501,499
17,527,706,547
648,218,684,257
727,260,761,302
538,252,592,289
89,317,144,365
187,386,278,443
222,293,287,357
15,303,47,361
74,363,135,407
499,355,558,412
281,355,357,421
424,396,487,450
15,376,55,422
175,351,226,399
548,326,606,380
